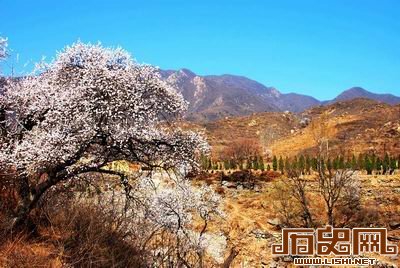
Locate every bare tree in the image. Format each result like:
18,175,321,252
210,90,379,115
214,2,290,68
309,112,331,158
335,177,361,227
317,167,358,227
271,180,302,227
220,138,261,167
311,112,361,227
286,169,315,227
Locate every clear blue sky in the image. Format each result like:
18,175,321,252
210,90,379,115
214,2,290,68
1,0,399,100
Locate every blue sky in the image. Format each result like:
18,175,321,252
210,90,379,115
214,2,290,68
1,0,399,100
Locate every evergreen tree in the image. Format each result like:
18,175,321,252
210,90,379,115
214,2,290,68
278,156,284,174
398,155,400,169
208,158,212,170
259,156,265,171
292,156,298,170
253,156,259,170
357,154,364,170
383,153,390,174
224,159,230,170
272,155,278,171
376,157,382,174
327,158,333,171
390,157,397,175
267,164,271,171
338,155,345,169
200,154,208,170
247,158,252,170
229,159,236,170
213,162,218,170
305,155,311,175
345,157,351,169
333,156,339,170
397,155,400,169
364,155,373,175
351,154,357,169
284,156,290,172
370,153,376,173
312,157,318,171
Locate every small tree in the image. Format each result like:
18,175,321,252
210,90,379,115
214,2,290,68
305,155,311,175
338,156,345,170
351,154,357,170
389,157,396,175
398,155,400,170
370,154,376,173
364,155,373,175
272,156,278,171
333,156,339,170
252,156,259,170
357,154,364,170
278,156,284,174
258,156,265,171
223,159,230,170
284,157,290,173
286,169,314,227
292,156,298,170
317,162,358,226
208,158,213,170
312,157,318,171
383,153,390,174
327,158,333,171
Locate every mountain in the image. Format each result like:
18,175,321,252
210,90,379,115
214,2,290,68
331,87,400,105
160,69,399,121
160,69,320,121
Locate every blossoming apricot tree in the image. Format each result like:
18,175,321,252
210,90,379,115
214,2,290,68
0,42,208,227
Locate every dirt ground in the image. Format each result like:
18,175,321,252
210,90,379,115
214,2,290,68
194,173,400,267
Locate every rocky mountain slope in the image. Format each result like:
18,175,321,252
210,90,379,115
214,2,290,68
160,69,400,121
160,69,319,121
193,99,400,158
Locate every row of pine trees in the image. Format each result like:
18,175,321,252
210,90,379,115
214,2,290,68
201,153,400,175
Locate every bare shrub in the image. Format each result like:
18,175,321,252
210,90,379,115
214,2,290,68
285,170,315,227
270,180,303,227
259,170,281,181
220,138,261,167
317,168,360,226
47,203,143,267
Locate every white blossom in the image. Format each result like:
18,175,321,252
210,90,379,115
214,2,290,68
0,36,7,60
0,42,209,224
0,42,208,175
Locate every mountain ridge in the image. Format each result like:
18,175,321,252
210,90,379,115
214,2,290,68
160,68,400,121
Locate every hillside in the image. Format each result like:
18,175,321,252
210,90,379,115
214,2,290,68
331,87,400,105
160,69,400,121
198,99,400,158
160,69,323,121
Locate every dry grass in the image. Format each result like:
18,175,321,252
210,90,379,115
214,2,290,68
195,173,400,267
0,201,143,268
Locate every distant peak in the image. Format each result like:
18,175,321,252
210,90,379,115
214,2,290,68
345,87,367,92
178,68,196,77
